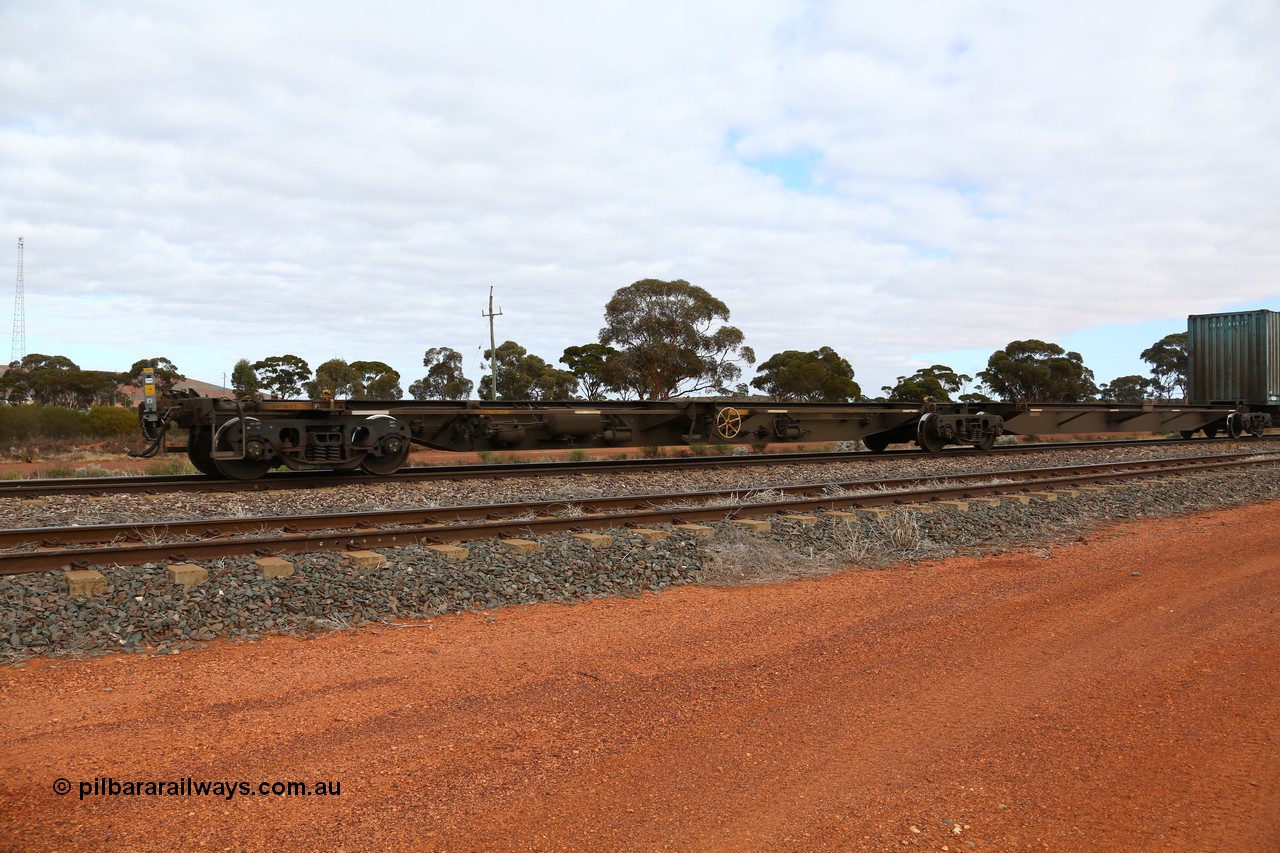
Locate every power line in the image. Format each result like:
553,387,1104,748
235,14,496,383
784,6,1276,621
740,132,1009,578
10,237,24,364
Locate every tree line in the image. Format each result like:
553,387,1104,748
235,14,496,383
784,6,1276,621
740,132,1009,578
2,279,1190,406
0,356,183,407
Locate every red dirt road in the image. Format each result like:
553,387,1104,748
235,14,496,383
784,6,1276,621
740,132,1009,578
3,503,1278,851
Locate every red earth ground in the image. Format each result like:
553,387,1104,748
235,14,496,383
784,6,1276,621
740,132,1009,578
1,500,1277,851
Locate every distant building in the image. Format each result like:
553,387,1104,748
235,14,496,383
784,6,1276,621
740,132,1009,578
117,378,234,405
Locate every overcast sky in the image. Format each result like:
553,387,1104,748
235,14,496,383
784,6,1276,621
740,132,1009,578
3,0,1278,398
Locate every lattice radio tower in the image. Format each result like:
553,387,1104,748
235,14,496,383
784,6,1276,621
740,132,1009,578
8,234,24,363
10,237,24,365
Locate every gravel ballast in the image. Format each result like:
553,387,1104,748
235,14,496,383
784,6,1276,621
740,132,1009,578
1,454,1278,663
5,440,1274,529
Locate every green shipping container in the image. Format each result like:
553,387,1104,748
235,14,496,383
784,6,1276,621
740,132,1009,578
1187,309,1280,406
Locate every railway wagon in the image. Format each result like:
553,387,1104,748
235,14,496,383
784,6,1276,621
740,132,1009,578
1187,309,1280,407
135,312,1277,480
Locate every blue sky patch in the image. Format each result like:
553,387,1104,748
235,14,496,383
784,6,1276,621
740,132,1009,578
5,119,41,135
729,135,825,192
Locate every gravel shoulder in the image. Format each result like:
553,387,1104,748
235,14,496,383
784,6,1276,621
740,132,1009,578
3,460,1280,660
2,499,1278,851
6,440,1271,529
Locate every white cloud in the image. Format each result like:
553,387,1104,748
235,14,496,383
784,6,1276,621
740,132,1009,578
1,0,1277,396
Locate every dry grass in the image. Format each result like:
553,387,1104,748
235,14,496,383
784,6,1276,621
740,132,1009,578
554,503,587,518
699,508,942,587
699,525,836,586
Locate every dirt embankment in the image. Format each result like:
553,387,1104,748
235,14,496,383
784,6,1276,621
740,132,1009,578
2,502,1278,851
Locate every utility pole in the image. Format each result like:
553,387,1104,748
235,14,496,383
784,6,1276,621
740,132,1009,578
10,236,24,365
481,286,503,400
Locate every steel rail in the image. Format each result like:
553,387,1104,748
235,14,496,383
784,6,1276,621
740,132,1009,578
1,435,1273,498
3,452,1276,575
5,449,1276,550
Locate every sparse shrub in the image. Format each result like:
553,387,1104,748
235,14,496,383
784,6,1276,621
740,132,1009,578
0,405,42,441
86,406,138,437
568,449,589,462
640,445,667,459
38,406,88,439
688,444,706,456
144,458,197,476
712,443,731,456
871,510,924,554
827,521,872,563
35,463,77,479
475,450,495,463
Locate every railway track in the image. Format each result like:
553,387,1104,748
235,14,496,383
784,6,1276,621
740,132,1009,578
5,450,1276,575
1,435,1272,498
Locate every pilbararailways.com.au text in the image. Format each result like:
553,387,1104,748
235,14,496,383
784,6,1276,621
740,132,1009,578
55,777,342,800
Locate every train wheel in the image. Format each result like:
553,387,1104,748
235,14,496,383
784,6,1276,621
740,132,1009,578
186,428,223,477
915,414,945,453
211,417,272,481
1203,426,1218,439
1226,413,1243,439
863,433,890,453
360,441,409,475
359,416,410,475
1179,430,1196,440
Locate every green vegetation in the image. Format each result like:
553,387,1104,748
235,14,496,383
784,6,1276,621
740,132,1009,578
409,348,474,400
144,459,198,476
479,341,578,400
752,347,860,402
0,354,127,407
1098,375,1152,403
882,365,971,402
303,358,402,400
86,405,139,436
597,278,754,399
251,354,311,398
126,357,184,393
34,463,77,479
560,343,621,401
230,358,261,398
977,340,1098,403
0,404,136,441
1140,333,1189,399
